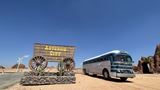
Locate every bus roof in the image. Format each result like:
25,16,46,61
84,50,128,61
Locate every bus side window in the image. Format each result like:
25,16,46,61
107,55,113,62
100,58,103,62
109,55,113,62
105,56,109,61
103,57,106,61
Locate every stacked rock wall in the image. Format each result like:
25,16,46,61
20,71,76,85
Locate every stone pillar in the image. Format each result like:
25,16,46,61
148,56,154,73
154,55,160,72
138,60,143,73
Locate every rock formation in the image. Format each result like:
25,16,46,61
154,44,160,72
12,64,25,69
0,65,5,69
136,44,160,73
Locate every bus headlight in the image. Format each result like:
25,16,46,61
117,69,121,73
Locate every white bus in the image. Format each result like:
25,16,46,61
83,50,135,81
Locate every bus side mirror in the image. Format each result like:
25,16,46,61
132,61,134,63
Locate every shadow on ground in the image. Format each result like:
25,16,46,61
87,74,134,83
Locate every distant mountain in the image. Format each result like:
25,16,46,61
0,65,5,69
11,64,25,69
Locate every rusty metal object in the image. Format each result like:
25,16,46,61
63,58,75,71
57,58,75,75
29,56,48,72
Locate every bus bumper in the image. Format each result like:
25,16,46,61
116,73,135,78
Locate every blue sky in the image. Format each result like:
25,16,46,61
0,0,160,68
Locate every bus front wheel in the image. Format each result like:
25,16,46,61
103,70,110,80
120,77,128,81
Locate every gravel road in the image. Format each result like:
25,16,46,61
0,73,23,89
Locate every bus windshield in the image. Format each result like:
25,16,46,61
115,55,132,63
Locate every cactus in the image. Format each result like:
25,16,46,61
57,61,66,76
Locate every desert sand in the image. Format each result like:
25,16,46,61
6,74,160,90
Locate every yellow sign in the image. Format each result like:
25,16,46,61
44,45,67,52
50,51,61,56
34,43,75,62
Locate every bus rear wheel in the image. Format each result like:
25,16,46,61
83,69,88,75
103,70,110,80
120,77,128,81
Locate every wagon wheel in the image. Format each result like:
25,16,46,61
63,58,75,71
29,56,48,72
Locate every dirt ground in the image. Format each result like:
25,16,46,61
6,74,160,90
0,68,82,74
